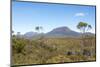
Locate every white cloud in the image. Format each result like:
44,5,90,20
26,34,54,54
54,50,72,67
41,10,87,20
75,13,85,17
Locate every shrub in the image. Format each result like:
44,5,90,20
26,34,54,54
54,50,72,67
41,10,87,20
12,38,25,53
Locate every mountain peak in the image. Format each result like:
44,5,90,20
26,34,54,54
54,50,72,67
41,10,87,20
48,26,71,32
46,26,80,37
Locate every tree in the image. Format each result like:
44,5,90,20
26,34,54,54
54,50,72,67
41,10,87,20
87,25,92,32
77,22,92,37
77,22,88,34
12,30,14,34
77,22,92,46
17,32,20,35
12,30,15,37
16,32,21,38
35,26,44,39
35,26,43,33
77,22,92,56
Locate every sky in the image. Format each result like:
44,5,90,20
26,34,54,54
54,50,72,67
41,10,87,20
12,1,96,34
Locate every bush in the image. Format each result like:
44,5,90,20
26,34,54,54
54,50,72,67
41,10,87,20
12,38,25,53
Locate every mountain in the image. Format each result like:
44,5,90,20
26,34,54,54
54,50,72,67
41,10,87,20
22,26,94,39
84,32,95,37
23,32,45,39
24,32,38,37
46,26,80,38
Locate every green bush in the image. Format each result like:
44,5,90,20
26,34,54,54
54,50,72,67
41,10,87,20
12,38,25,53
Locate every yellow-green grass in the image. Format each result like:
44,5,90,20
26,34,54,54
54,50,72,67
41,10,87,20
12,37,96,65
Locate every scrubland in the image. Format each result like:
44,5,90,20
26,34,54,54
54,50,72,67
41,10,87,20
12,36,96,66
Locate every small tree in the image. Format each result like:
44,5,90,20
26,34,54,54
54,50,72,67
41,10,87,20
77,22,87,35
77,22,92,46
35,26,45,46
35,26,43,33
87,25,92,32
35,26,44,38
17,32,20,35
77,22,92,56
12,30,15,37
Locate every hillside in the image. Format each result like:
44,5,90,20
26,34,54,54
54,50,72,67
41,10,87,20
21,26,94,39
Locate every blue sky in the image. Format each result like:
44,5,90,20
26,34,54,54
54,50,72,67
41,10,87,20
12,1,96,34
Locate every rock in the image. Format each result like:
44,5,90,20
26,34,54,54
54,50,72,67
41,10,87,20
83,49,91,56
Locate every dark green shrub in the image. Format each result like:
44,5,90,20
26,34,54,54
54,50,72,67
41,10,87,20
12,38,25,53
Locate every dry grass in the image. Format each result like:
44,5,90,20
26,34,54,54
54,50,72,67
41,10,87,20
12,37,96,66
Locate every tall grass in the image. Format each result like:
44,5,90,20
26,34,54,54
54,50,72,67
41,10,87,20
12,36,96,65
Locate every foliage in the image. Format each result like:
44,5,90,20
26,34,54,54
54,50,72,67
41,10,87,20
35,26,43,33
77,22,92,33
12,38,25,53
12,36,96,65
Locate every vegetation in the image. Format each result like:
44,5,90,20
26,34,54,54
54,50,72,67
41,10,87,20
35,26,43,33
76,22,95,56
12,23,96,66
12,36,96,65
77,22,92,46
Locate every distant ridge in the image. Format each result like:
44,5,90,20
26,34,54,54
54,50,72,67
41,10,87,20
21,26,94,38
24,31,38,37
